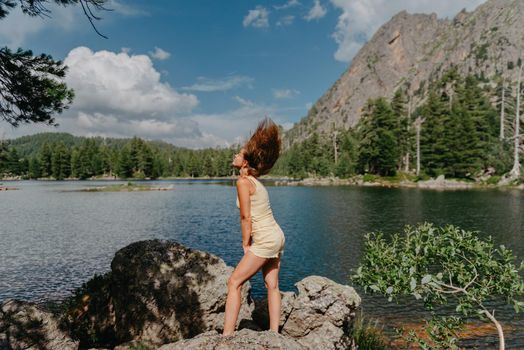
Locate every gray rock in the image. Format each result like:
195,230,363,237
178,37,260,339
416,176,474,189
65,240,253,348
296,322,349,350
109,240,254,346
291,277,359,349
252,291,295,330
158,329,306,350
252,276,361,350
0,299,78,350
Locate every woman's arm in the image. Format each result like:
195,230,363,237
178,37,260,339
236,177,252,254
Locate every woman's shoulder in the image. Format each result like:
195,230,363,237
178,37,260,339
237,175,257,194
236,176,251,186
236,176,256,189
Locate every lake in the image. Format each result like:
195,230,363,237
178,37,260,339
1,180,523,348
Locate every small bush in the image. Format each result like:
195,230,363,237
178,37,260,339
351,315,389,350
363,174,378,182
486,175,501,185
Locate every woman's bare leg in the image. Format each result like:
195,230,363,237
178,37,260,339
262,257,281,332
223,251,267,335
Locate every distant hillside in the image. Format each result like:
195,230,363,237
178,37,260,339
286,0,524,144
6,132,181,159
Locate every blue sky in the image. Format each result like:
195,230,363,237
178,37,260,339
0,0,486,148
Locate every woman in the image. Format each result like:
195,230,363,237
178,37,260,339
223,118,285,335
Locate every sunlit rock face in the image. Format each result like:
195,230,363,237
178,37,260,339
253,276,362,350
0,300,79,350
286,0,524,144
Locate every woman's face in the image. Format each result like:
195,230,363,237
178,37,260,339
232,148,247,169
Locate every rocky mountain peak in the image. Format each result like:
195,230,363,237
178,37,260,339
285,0,524,145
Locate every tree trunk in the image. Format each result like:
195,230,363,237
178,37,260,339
481,310,505,350
333,130,338,165
500,78,505,140
415,116,425,176
509,63,522,178
405,95,412,172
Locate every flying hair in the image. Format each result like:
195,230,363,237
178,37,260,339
243,117,281,177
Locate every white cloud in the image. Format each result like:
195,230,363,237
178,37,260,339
273,89,300,99
330,0,488,62
74,113,200,139
64,47,198,117
276,15,295,26
149,47,171,60
304,0,327,21
182,76,254,92
0,4,77,48
274,0,301,10
109,0,149,16
233,96,256,107
243,6,270,28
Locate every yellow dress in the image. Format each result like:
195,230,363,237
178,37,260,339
236,175,285,258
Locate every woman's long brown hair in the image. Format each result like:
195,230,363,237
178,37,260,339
243,117,281,177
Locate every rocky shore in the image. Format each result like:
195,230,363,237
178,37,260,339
0,240,361,350
275,174,524,190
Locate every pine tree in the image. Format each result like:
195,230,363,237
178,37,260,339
39,142,53,177
117,146,133,179
357,98,400,176
419,90,451,176
335,130,358,178
28,157,42,179
7,147,20,175
51,142,71,180
391,88,409,171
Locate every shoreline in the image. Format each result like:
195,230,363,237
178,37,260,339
274,176,524,190
2,175,523,191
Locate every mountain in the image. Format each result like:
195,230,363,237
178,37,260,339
285,0,524,144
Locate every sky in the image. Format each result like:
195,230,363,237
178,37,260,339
0,0,487,149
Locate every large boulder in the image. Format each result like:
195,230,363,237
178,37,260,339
0,299,78,350
157,329,305,350
253,276,361,350
65,240,253,348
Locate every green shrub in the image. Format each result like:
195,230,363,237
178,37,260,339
486,175,501,185
363,174,378,182
351,315,389,350
352,223,524,349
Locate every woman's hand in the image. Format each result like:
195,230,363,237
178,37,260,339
242,244,251,255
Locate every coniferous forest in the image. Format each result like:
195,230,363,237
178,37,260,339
0,133,236,180
0,68,522,181
275,67,519,181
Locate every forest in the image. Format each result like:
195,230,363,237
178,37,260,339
1,68,522,181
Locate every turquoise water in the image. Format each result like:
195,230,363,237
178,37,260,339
1,180,523,348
